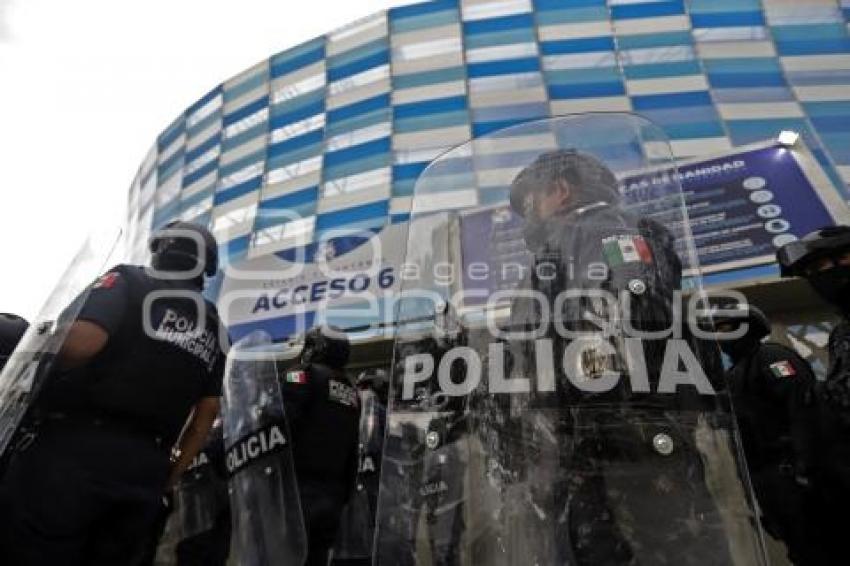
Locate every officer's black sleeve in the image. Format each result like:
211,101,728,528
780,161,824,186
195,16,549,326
279,365,317,431
757,343,819,475
203,348,226,398
73,266,131,336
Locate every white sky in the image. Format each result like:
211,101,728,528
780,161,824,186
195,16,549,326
0,0,411,321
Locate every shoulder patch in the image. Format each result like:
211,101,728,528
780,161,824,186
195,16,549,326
285,370,308,385
602,235,653,267
93,271,120,289
769,360,797,378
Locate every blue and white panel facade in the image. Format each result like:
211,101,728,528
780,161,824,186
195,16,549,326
124,0,850,304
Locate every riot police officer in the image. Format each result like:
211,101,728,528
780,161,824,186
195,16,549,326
0,313,28,372
501,149,734,565
0,221,227,566
777,225,850,561
709,300,822,564
282,325,360,566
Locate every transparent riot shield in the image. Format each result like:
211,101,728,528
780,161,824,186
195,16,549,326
0,229,122,457
174,420,229,539
333,387,386,560
223,331,307,566
375,113,768,565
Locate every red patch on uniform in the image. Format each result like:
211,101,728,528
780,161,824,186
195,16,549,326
94,272,120,289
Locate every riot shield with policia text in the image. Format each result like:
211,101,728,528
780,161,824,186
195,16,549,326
222,331,307,566
0,229,122,458
375,113,768,565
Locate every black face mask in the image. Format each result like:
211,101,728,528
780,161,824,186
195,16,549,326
151,251,203,284
808,265,850,309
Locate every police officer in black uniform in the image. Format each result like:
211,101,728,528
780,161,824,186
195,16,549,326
778,225,850,562
501,149,733,565
0,221,226,566
0,313,29,372
282,325,360,566
709,300,823,564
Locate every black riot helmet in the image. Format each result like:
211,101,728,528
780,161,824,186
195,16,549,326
300,325,350,369
509,149,620,219
149,221,219,279
701,298,771,362
776,225,850,278
0,313,29,370
777,226,850,308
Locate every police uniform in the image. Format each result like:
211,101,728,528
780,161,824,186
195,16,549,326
503,200,733,565
0,264,225,566
281,360,360,566
724,339,823,564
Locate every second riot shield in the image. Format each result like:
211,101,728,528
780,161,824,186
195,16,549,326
332,385,386,560
223,331,307,566
375,113,768,565
0,229,122,457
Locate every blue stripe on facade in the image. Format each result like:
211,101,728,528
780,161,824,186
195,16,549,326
616,31,692,50
708,72,786,88
776,39,850,56
463,13,535,35
268,129,324,159
157,150,184,183
187,111,221,138
390,0,457,21
535,6,608,25
690,11,764,28
185,134,221,164
327,94,390,124
540,37,614,55
323,137,391,168
393,95,467,119
223,71,267,102
315,200,389,232
222,122,268,152
157,116,185,150
271,45,325,79
393,66,466,89
182,160,218,188
187,86,222,116
394,110,468,133
327,50,390,82
270,100,325,130
218,150,265,179
180,187,212,210
214,176,263,205
223,96,269,127
467,57,540,78
611,0,684,20
535,0,605,10
633,91,713,110
255,187,319,229
622,60,702,79
549,82,625,99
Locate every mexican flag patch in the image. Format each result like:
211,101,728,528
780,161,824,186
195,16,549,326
285,370,308,384
769,361,797,378
602,235,653,267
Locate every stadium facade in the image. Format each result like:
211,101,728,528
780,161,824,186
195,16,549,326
123,0,850,372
